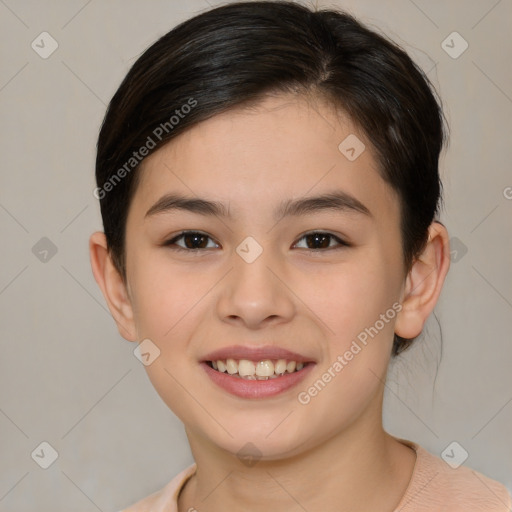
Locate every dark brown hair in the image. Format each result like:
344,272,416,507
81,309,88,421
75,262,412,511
95,0,447,356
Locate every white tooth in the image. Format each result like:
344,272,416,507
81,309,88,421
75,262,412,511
256,375,269,380
296,362,304,371
238,359,256,376
274,359,287,375
226,358,238,374
217,360,226,372
255,360,274,377
269,374,279,379
211,361,218,370
286,361,296,373
244,374,257,380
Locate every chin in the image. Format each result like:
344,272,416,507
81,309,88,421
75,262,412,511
198,414,313,461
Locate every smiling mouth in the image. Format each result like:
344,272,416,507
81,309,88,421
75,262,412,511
205,358,310,380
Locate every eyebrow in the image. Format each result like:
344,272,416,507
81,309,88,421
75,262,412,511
145,190,372,221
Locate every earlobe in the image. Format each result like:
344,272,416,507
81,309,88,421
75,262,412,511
89,231,138,342
394,222,451,340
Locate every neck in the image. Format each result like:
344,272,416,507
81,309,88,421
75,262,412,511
178,401,416,512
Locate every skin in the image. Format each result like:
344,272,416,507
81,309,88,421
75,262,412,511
90,92,450,512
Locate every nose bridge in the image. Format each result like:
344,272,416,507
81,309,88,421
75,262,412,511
216,234,294,326
232,234,279,295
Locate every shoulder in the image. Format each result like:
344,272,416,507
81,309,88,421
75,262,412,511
396,438,511,512
119,463,197,512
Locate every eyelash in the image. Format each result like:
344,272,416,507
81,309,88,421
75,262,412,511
163,230,350,253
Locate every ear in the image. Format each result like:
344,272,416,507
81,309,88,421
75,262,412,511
89,231,137,342
394,221,451,339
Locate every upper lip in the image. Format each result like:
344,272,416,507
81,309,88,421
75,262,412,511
202,345,315,363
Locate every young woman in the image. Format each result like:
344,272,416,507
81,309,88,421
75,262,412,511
89,2,511,510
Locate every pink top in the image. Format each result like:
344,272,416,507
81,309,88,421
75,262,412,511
121,438,511,511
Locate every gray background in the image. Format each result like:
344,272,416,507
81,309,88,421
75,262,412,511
0,0,511,510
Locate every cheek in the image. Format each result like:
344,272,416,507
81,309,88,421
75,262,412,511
296,271,398,433
310,254,400,350
126,251,215,413
299,252,399,410
128,248,208,338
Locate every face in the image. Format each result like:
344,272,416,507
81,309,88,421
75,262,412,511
122,93,406,460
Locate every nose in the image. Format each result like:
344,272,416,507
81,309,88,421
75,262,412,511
215,239,296,330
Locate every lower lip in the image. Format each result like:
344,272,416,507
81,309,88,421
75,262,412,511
201,362,315,399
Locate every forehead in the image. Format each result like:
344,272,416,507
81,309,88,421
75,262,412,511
131,93,399,224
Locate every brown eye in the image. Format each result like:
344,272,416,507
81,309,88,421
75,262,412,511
163,230,349,253
294,232,349,251
165,231,218,251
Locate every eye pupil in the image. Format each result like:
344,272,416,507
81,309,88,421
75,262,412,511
185,233,207,249
167,230,346,253
307,233,330,249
